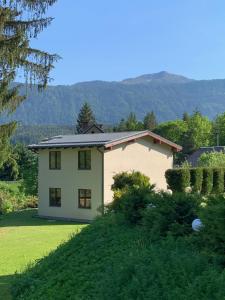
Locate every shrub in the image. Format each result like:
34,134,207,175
0,182,37,214
190,168,203,193
165,168,190,192
198,151,225,168
108,186,154,224
111,171,151,191
142,192,200,237
212,168,224,194
201,168,213,195
199,195,225,258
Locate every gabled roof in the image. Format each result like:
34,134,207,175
82,123,104,134
28,130,182,152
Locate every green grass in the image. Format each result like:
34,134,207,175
0,209,87,300
12,214,225,300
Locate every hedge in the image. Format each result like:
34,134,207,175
202,168,213,195
165,169,190,193
166,167,225,194
213,168,224,194
190,168,203,193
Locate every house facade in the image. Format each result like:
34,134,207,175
29,131,181,221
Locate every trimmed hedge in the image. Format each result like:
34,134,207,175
190,168,203,193
165,169,190,192
202,168,213,195
166,167,225,194
213,168,224,194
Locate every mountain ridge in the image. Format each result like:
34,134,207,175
2,72,225,125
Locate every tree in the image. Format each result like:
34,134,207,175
0,0,59,166
143,111,157,131
182,111,212,154
76,102,96,133
154,120,188,145
212,113,225,146
182,112,190,122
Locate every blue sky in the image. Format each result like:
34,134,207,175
29,0,225,85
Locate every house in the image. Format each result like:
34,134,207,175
187,146,225,167
29,131,182,221
82,123,104,134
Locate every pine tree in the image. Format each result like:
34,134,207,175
76,102,96,133
0,0,59,165
143,111,158,131
182,112,190,122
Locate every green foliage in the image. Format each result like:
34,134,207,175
12,214,225,300
154,119,188,146
114,112,143,132
0,182,37,214
143,111,158,130
182,111,212,154
165,168,190,192
212,168,224,194
0,0,58,168
213,112,225,146
109,186,154,224
76,102,96,133
0,154,19,181
202,168,213,195
190,168,203,193
111,171,151,191
142,193,200,237
199,195,225,258
198,151,225,168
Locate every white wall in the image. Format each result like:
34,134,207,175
103,136,173,204
38,148,103,221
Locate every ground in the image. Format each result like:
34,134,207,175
0,209,86,300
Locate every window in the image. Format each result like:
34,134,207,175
78,189,91,209
78,150,91,170
49,151,61,170
49,188,61,207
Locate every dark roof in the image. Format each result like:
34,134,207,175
187,146,225,167
28,130,182,151
82,123,104,134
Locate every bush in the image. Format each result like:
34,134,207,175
108,186,154,224
199,195,225,258
111,171,151,191
0,182,37,214
190,168,203,193
212,168,224,194
202,168,213,195
142,192,201,237
165,168,190,192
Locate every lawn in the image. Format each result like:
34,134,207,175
0,209,87,300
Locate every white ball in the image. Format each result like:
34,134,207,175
192,218,203,231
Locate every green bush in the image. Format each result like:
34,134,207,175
142,192,200,237
0,182,37,214
212,168,224,194
165,168,190,192
190,168,203,193
199,195,225,258
202,168,213,195
108,186,154,224
111,171,151,191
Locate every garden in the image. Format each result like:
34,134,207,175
9,170,225,300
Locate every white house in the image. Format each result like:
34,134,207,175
29,130,181,221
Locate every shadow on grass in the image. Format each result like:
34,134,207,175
0,274,14,300
0,209,86,227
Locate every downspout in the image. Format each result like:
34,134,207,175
97,147,104,216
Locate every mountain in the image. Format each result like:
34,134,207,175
1,72,225,125
122,71,193,85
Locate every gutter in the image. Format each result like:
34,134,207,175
97,147,105,216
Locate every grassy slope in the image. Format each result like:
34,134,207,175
13,214,225,300
0,209,86,300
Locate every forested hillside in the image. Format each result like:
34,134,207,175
1,72,225,125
